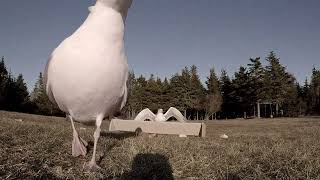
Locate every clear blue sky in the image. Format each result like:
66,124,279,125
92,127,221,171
1,0,319,91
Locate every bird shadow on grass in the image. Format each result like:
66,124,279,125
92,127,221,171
120,153,174,180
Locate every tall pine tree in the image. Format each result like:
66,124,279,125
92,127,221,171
0,57,9,109
310,68,320,115
205,67,222,120
264,51,297,116
189,65,206,120
219,69,235,118
247,57,265,112
232,66,251,118
13,74,30,112
31,72,62,116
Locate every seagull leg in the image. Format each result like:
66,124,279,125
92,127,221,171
69,115,87,157
85,115,103,171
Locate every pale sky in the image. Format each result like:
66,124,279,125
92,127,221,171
0,0,319,91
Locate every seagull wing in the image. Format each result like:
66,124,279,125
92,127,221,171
134,108,155,121
164,107,186,123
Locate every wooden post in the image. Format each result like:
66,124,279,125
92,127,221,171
257,102,260,119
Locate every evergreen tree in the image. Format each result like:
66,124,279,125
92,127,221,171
0,58,30,112
13,74,30,112
4,73,17,110
189,65,206,114
31,72,62,116
168,66,204,119
264,51,297,116
219,69,235,118
181,67,192,109
295,83,307,116
145,74,160,112
168,72,189,114
282,79,299,117
161,77,171,111
302,78,312,114
247,57,265,111
0,57,9,109
155,77,167,110
310,68,320,114
232,66,251,118
205,67,222,120
133,75,148,112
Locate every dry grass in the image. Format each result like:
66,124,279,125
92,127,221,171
0,111,320,179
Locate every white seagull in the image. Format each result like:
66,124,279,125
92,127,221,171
134,107,187,122
44,0,133,170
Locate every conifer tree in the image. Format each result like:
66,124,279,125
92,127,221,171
168,72,189,114
282,80,299,116
133,75,148,112
13,74,30,112
310,68,320,114
232,66,251,118
4,73,17,110
0,57,9,109
219,69,235,118
302,78,312,114
31,72,62,115
181,67,192,109
161,77,172,111
189,65,206,120
145,74,160,112
264,51,297,116
295,83,307,116
247,57,265,108
205,67,222,120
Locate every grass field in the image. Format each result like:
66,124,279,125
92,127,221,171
0,111,320,179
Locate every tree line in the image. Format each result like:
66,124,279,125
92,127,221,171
0,57,62,116
0,52,319,119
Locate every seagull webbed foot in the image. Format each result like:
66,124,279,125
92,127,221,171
72,133,88,157
84,161,101,172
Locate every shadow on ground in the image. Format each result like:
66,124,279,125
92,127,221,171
120,153,174,180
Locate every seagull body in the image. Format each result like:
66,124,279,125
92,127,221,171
44,0,132,170
154,109,166,122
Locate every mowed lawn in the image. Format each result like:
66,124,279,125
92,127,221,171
0,111,320,179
